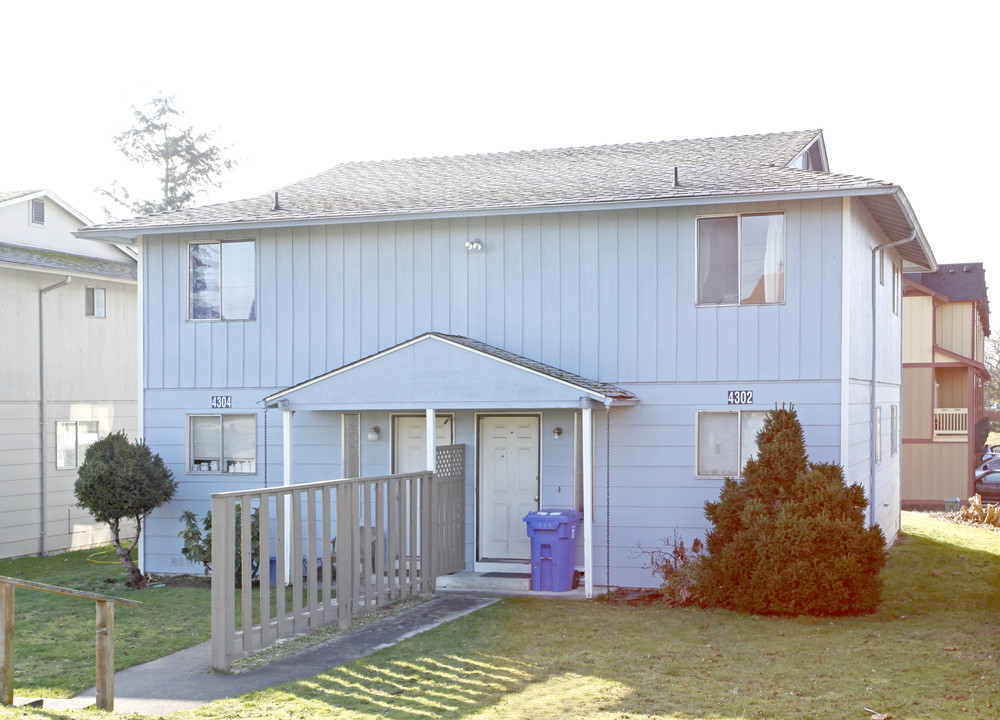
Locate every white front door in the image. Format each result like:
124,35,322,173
479,415,539,561
392,415,453,473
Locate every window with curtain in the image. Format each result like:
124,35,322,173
188,414,256,473
696,410,768,477
189,240,256,320
697,213,785,305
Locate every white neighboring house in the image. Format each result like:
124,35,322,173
0,190,138,558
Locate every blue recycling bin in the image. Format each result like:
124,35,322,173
523,509,583,591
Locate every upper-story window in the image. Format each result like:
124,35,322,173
697,213,785,305
189,240,256,321
30,198,45,225
86,287,106,318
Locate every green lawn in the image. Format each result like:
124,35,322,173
4,512,1000,719
0,546,211,698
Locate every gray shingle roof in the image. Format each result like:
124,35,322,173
431,333,636,400
82,130,899,235
0,241,137,280
0,190,41,203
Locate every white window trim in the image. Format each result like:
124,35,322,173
695,409,768,478
875,406,882,464
890,404,898,457
56,420,99,470
187,413,257,474
695,211,786,307
30,197,45,226
85,286,106,319
186,238,258,322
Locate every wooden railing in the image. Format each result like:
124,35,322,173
210,471,437,672
934,408,968,436
0,575,142,711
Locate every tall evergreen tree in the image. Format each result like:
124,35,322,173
99,95,236,216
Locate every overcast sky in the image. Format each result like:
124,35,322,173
3,1,996,314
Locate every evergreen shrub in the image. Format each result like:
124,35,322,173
696,405,888,616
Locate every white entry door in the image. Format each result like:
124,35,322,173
392,415,453,473
479,415,539,561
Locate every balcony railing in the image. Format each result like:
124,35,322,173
934,408,968,437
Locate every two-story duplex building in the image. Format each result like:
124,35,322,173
901,263,990,506
0,190,138,559
77,130,936,590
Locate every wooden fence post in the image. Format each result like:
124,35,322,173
421,472,436,593
0,581,13,706
95,600,114,711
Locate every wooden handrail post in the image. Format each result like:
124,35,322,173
95,600,114,711
1,581,13,706
0,575,139,709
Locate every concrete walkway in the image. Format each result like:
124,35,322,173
21,594,495,716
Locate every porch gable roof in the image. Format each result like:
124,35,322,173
263,333,637,411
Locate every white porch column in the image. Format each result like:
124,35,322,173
425,408,436,472
282,406,294,585
581,404,594,599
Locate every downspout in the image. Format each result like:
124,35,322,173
871,231,915,526
39,275,72,556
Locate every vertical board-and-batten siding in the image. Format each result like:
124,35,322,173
143,200,847,391
843,197,904,541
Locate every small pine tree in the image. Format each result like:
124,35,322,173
75,431,177,587
697,406,887,616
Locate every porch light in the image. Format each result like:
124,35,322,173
464,239,483,251
367,426,380,441
552,427,563,439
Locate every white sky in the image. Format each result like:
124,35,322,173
3,0,997,316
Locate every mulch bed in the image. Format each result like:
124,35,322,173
929,510,1000,533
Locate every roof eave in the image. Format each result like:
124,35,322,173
74,185,906,241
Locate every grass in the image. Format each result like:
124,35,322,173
0,546,211,698
4,512,1000,718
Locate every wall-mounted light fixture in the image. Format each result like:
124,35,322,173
552,427,563,439
464,239,483,251
367,426,380,442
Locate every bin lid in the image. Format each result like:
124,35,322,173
523,509,583,524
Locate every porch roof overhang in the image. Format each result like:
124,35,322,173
262,333,638,411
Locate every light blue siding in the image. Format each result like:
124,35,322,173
139,196,901,583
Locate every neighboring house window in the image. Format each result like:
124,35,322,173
189,414,256,473
56,420,99,469
86,287,106,318
891,405,898,456
875,406,882,464
189,240,256,320
697,213,785,305
892,263,901,315
878,249,885,285
31,198,45,225
696,410,768,477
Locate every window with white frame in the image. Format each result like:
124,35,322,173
31,198,45,225
85,287,106,318
875,406,882,464
891,404,898,456
188,414,256,473
892,263,901,315
696,410,768,477
189,240,256,320
56,420,99,469
697,213,785,305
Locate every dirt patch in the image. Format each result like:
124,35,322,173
149,573,212,589
606,588,665,605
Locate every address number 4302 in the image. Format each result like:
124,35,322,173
727,390,753,405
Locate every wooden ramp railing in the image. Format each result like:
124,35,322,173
0,575,142,711
211,470,439,672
